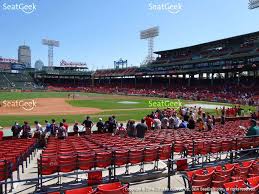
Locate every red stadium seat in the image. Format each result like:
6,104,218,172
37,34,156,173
65,186,95,194
58,155,77,173
159,144,171,160
129,149,143,165
223,180,247,194
78,153,95,170
96,151,112,168
39,157,58,175
0,161,10,181
97,182,129,194
144,147,158,163
114,150,129,166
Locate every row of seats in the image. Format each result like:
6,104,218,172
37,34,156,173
48,182,129,194
0,139,36,181
39,136,172,175
223,176,259,194
144,121,258,156
185,160,259,193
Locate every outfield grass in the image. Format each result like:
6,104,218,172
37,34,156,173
68,99,183,109
0,91,104,100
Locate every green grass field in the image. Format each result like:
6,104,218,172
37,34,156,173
0,91,256,128
0,91,102,100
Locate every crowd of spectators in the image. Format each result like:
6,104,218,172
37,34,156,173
82,84,258,106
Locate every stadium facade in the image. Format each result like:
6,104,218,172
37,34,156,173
0,31,259,90
34,31,259,89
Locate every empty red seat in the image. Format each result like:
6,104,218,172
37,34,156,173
223,180,247,194
159,144,171,160
0,161,10,181
58,155,77,173
114,150,128,166
129,149,143,165
65,186,95,194
38,157,58,175
97,182,129,194
191,178,211,193
96,151,112,168
144,147,158,162
246,176,259,194
78,153,95,170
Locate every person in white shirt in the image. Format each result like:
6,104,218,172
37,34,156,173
173,116,181,128
153,118,161,130
34,121,43,138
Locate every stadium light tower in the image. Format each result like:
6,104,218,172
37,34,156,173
140,26,159,65
42,39,60,67
249,0,259,9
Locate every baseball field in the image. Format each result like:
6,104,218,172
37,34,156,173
0,91,256,129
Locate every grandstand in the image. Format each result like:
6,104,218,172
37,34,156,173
31,31,259,90
0,72,41,90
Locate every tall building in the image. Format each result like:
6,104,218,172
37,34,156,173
35,60,44,70
18,45,31,68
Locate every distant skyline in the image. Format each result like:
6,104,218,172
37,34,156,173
0,0,258,70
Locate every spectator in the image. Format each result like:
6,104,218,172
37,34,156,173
126,120,136,137
251,112,257,120
11,122,22,138
153,118,161,130
179,120,188,128
135,119,147,139
34,121,43,138
107,116,116,133
50,119,57,136
197,118,205,131
187,116,195,129
207,115,213,131
73,122,79,136
0,129,3,141
21,121,31,139
62,119,69,137
168,115,174,129
145,115,153,130
44,120,51,138
173,116,181,128
183,112,189,122
103,120,109,133
220,115,225,125
246,119,259,136
112,115,118,128
82,116,94,135
96,118,104,133
57,122,66,139
117,123,127,137
161,116,168,129
212,115,216,126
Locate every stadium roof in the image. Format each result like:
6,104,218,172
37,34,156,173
154,31,259,54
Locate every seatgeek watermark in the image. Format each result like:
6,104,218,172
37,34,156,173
148,99,182,109
2,2,36,14
0,100,37,111
148,1,183,14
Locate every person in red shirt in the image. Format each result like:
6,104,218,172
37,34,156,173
62,119,69,137
0,129,3,141
145,115,153,130
226,108,230,117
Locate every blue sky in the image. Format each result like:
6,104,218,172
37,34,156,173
0,0,258,70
